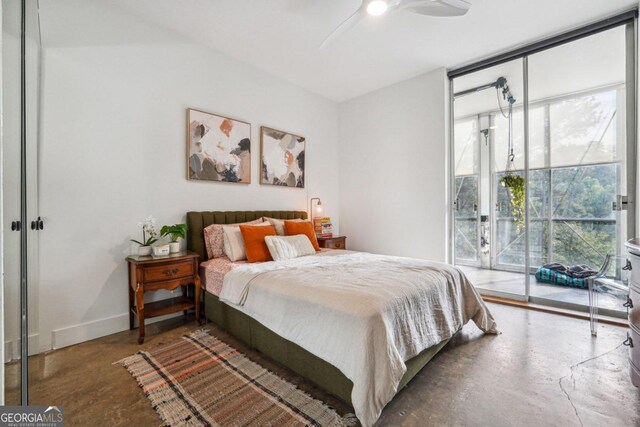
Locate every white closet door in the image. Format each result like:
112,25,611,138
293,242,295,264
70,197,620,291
1,0,41,405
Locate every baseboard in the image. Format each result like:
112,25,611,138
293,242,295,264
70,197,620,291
4,342,11,364
482,295,628,327
51,314,129,350
4,334,40,362
50,311,183,350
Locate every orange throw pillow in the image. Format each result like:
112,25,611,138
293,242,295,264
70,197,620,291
284,221,320,251
239,224,277,263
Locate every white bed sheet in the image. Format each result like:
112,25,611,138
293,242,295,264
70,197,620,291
219,250,498,426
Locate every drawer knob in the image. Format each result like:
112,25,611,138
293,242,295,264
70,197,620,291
623,296,633,309
623,335,634,348
162,268,180,277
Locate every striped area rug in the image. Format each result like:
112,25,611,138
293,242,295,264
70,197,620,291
118,330,356,427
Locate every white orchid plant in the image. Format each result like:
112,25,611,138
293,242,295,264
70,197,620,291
131,216,159,247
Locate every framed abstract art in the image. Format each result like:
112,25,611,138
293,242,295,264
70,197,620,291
260,126,305,188
187,108,251,183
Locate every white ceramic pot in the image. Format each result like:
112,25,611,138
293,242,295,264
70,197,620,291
138,246,152,256
169,242,181,253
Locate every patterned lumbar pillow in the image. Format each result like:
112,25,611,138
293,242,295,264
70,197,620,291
264,235,316,262
203,218,263,259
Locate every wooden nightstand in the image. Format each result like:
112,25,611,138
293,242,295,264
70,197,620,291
317,236,346,250
126,251,201,344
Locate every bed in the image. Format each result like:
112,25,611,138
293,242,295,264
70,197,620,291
187,210,497,426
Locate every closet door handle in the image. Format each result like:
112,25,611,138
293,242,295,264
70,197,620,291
30,217,44,231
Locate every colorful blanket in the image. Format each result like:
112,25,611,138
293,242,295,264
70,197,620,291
535,267,591,289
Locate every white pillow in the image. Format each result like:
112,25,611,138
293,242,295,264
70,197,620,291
263,217,303,236
223,222,271,261
265,235,315,261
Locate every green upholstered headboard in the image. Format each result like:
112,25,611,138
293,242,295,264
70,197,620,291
186,210,308,261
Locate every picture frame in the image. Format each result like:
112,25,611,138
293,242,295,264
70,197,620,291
260,126,306,188
187,108,251,184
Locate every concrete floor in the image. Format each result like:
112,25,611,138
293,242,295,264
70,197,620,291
5,303,639,427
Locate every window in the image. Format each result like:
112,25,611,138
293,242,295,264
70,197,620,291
454,118,479,263
491,88,620,270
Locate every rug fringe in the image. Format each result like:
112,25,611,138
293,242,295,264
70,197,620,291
113,352,145,367
339,413,359,426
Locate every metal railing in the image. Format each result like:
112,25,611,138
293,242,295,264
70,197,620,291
456,216,616,268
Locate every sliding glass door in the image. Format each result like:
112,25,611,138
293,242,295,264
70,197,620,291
526,24,633,312
453,59,527,298
450,17,636,314
453,116,480,265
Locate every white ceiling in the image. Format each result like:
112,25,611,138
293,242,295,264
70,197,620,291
39,0,638,102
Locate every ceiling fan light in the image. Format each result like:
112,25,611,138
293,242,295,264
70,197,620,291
366,0,388,16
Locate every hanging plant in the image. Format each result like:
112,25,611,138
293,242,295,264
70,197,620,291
500,173,525,233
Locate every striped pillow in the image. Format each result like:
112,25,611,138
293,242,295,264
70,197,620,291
264,235,316,261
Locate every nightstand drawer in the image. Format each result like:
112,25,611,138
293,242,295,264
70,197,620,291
628,252,640,287
630,285,640,330
325,239,346,249
629,326,640,374
143,261,194,282
318,236,346,250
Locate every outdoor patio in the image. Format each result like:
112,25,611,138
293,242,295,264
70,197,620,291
459,265,625,312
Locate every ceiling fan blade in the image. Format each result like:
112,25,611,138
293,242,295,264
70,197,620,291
320,3,367,49
400,0,471,17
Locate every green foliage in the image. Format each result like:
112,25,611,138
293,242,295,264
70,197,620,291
132,216,158,247
160,223,188,242
131,236,158,247
500,173,525,233
494,165,616,268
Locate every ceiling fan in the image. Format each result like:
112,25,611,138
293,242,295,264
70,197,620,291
320,0,471,48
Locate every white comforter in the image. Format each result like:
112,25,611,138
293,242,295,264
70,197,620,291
219,251,498,426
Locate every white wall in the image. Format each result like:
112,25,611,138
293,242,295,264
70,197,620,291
338,68,448,261
38,21,340,350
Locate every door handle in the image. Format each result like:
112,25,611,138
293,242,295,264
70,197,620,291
612,195,628,211
30,217,44,231
11,221,21,231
